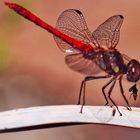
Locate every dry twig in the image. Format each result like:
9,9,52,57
0,105,140,133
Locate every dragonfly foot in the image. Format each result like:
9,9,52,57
126,106,132,111
119,112,122,116
112,108,116,116
80,105,84,113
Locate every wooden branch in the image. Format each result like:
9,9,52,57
0,105,140,133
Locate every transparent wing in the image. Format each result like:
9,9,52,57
92,15,124,49
54,9,98,53
65,49,102,75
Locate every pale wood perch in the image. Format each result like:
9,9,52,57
0,105,140,133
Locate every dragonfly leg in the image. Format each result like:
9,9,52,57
77,79,85,105
102,77,116,106
107,77,122,116
78,75,111,113
79,80,86,113
119,76,132,111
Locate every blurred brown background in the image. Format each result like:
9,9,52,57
0,0,140,139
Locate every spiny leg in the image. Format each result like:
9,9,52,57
80,80,86,113
78,75,111,105
119,75,132,111
77,79,85,105
107,77,122,116
102,77,116,106
78,75,111,113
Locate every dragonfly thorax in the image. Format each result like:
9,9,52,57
96,50,126,75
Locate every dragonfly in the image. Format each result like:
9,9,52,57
5,2,140,116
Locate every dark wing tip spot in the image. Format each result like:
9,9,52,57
119,15,124,19
75,10,82,15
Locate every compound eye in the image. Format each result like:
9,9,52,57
127,59,140,82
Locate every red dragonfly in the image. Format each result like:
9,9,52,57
5,2,140,116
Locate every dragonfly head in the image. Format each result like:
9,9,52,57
126,59,140,83
126,59,140,100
